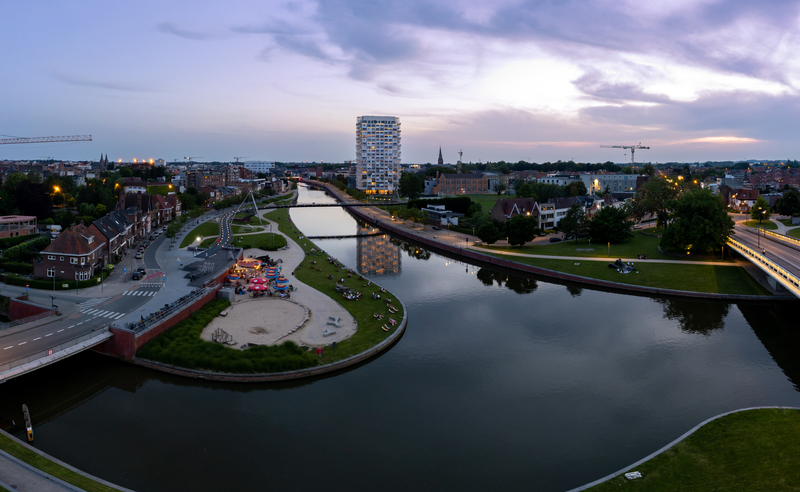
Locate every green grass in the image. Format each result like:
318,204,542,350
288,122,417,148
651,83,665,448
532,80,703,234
587,408,800,492
232,225,264,234
233,232,287,251
179,221,220,248
264,207,405,366
464,193,503,211
778,218,796,227
480,228,730,263
137,299,318,372
0,432,121,492
789,228,800,240
147,185,172,196
482,254,770,295
743,220,778,230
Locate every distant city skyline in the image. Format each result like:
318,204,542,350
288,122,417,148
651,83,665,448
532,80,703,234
3,1,799,164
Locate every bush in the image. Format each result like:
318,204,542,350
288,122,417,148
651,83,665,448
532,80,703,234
5,271,109,290
0,234,39,249
0,261,33,274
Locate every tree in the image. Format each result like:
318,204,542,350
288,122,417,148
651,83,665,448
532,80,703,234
515,183,537,199
642,163,655,176
660,188,733,254
398,172,423,199
750,196,772,223
634,176,680,228
775,189,800,216
495,183,508,195
476,221,501,244
589,205,634,244
558,202,586,241
504,214,538,246
564,181,587,197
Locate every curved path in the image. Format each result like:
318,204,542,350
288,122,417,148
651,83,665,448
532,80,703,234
567,406,800,491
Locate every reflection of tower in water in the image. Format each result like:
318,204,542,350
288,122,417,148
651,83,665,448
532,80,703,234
357,225,401,275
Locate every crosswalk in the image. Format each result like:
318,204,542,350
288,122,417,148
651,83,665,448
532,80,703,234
80,308,127,320
122,290,158,297
77,297,111,310
139,282,162,287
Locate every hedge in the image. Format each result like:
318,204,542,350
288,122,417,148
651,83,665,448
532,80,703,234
0,234,39,249
0,261,34,274
136,299,318,373
4,271,109,290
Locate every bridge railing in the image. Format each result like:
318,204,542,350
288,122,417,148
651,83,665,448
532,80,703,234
0,327,110,374
114,285,217,334
0,310,57,332
727,237,800,298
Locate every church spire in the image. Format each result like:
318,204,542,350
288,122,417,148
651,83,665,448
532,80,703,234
438,146,443,166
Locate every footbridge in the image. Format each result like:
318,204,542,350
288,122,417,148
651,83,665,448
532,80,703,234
728,226,800,298
259,201,407,210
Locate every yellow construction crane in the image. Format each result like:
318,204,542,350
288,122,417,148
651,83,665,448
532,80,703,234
600,143,649,171
0,135,92,145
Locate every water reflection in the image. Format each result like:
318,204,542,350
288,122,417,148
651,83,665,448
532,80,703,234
566,285,583,297
654,298,730,335
390,237,431,261
740,303,800,392
356,225,401,275
476,268,538,294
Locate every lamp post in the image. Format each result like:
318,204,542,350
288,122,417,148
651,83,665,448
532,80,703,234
608,242,610,257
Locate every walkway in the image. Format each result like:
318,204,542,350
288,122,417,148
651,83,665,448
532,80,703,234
468,247,742,266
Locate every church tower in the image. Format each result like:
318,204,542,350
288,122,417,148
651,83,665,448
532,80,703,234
438,147,443,166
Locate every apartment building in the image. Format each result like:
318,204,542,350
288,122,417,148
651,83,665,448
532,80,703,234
356,116,401,194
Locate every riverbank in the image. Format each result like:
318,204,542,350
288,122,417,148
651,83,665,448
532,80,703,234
306,181,792,300
574,407,800,491
131,206,408,381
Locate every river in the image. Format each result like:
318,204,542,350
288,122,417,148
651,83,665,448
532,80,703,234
1,184,799,492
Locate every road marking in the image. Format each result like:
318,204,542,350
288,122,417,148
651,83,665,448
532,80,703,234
68,325,75,328
33,337,41,341
77,322,83,325
18,342,26,345
45,333,52,337
3,346,12,350
57,329,64,332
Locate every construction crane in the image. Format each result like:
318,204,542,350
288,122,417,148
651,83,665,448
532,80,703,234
233,156,248,163
600,143,650,171
0,135,92,145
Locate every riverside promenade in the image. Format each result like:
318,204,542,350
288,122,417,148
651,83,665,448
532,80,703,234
307,181,794,301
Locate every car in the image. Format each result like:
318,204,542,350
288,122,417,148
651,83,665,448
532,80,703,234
131,272,140,280
149,235,156,240
549,237,562,243
137,267,146,275
135,252,143,259
432,226,441,230
538,232,546,237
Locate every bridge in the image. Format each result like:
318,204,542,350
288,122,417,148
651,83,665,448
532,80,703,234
259,201,407,210
727,225,800,298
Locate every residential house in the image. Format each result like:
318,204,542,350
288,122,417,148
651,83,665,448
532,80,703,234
88,210,133,263
490,198,539,223
730,189,760,212
34,223,105,281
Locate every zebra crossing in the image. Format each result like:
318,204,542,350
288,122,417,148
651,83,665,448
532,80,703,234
122,289,159,297
80,308,127,320
139,282,162,288
77,297,111,310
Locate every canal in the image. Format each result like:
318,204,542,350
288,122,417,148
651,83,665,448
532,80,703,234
1,184,799,492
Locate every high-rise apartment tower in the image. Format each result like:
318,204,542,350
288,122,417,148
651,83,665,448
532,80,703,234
356,116,401,194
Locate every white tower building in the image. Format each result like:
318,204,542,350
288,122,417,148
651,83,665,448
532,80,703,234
356,116,401,194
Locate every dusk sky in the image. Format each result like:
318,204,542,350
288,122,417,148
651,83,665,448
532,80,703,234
2,1,799,164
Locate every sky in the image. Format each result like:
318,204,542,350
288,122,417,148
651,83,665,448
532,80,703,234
2,0,799,165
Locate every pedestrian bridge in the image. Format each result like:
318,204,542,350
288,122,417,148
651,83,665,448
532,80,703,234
727,229,800,299
0,328,112,383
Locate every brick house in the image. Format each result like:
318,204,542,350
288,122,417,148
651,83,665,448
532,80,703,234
0,215,37,239
731,189,759,212
490,198,540,223
432,172,489,195
34,223,105,281
88,210,133,264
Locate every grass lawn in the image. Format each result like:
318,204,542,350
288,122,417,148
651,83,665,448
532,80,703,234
743,219,778,230
778,218,796,227
587,408,800,492
483,254,770,295
0,431,121,492
232,232,287,250
179,221,220,248
464,193,503,211
232,225,264,234
789,228,800,240
264,207,404,366
480,228,731,263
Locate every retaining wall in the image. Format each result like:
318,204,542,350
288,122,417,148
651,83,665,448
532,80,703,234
9,296,54,320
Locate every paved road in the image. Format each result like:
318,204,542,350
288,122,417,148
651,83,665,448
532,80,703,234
732,224,800,280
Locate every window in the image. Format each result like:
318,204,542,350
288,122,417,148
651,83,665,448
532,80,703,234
70,257,78,264
47,268,54,278
48,255,55,260
60,256,64,261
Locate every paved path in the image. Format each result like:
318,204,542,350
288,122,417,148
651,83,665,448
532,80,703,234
467,247,741,266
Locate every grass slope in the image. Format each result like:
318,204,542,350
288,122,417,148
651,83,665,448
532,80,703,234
483,254,770,295
180,221,220,248
789,228,800,240
482,229,730,263
743,220,778,230
232,232,287,250
0,432,120,492
587,408,800,492
136,299,317,373
264,207,404,366
464,193,503,211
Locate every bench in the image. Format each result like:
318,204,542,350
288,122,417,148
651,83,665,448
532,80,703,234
327,316,340,328
323,328,337,337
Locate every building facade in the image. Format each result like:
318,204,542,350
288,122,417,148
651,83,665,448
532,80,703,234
0,216,37,239
356,116,401,194
432,172,489,195
243,161,275,174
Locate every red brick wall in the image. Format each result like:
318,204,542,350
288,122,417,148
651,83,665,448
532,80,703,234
9,297,53,320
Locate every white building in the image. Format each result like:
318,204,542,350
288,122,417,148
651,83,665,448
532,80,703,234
580,174,637,194
243,161,275,174
356,116,401,195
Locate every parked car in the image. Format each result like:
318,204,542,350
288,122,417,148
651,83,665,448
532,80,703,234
131,272,140,280
135,252,143,259
149,235,156,240
549,237,562,243
432,226,441,230
137,267,146,275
